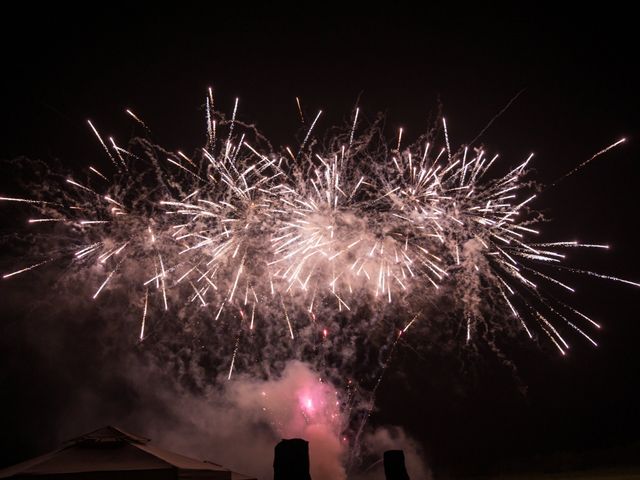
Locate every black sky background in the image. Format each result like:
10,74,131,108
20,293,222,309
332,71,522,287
1,5,639,478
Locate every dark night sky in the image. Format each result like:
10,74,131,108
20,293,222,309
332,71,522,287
1,5,639,478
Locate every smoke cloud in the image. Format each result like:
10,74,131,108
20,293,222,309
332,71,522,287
0,280,430,479
116,359,430,479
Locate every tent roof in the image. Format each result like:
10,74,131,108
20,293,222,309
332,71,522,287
0,426,256,480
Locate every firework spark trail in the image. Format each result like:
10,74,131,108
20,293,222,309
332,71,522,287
551,138,626,186
0,196,58,206
2,259,54,279
140,287,149,340
88,120,120,169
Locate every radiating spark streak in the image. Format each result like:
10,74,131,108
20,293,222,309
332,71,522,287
158,254,168,310
523,267,575,292
349,107,359,151
281,299,295,339
109,137,128,170
228,336,240,380
299,110,322,155
177,151,197,168
535,311,569,350
544,301,598,347
28,218,64,223
553,266,640,287
189,281,206,306
295,97,305,123
104,196,125,208
557,300,601,329
140,288,148,340
226,97,239,150
3,259,53,279
531,242,609,249
167,158,204,180
402,315,418,332
126,109,149,130
66,178,98,195
93,269,117,299
442,117,451,160
0,196,53,205
87,120,118,168
332,292,351,311
75,243,101,257
89,166,108,180
552,138,626,186
215,302,225,321
205,89,215,147
468,88,525,146
542,326,566,355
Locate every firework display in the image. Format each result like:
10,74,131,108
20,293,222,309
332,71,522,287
1,90,636,370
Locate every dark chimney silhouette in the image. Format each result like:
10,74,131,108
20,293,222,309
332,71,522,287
384,450,410,480
273,438,311,480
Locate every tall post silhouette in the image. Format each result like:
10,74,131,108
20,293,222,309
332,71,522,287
273,438,311,480
384,450,410,480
